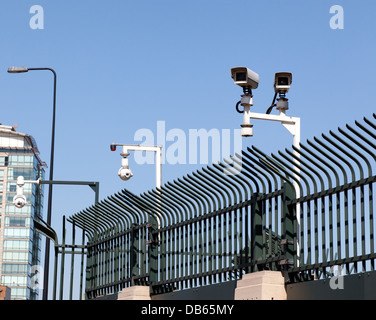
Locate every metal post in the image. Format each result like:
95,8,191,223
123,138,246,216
148,216,159,293
27,68,57,301
21,178,99,299
7,66,57,300
39,180,99,204
246,108,301,266
155,146,162,189
130,224,139,285
52,244,59,300
80,230,85,300
251,194,263,272
69,220,75,300
59,216,66,300
114,144,162,230
281,182,296,281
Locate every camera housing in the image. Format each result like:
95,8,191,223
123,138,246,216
13,194,27,208
118,167,133,181
231,67,259,89
274,72,292,94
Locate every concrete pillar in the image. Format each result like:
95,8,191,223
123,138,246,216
117,286,151,300
234,271,287,300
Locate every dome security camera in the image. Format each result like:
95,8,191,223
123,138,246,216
13,194,27,208
118,156,133,181
118,167,133,181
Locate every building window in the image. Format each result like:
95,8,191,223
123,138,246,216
7,167,34,180
3,227,32,239
1,275,28,286
2,251,30,262
5,204,32,215
6,192,33,204
9,287,29,299
7,181,33,193
7,182,16,192
1,263,29,274
3,240,31,250
5,217,31,228
8,155,34,166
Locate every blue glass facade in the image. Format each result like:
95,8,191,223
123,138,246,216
0,127,45,300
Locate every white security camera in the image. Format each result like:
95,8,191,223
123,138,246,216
13,176,27,208
231,67,259,89
118,156,133,181
118,167,133,181
274,72,292,94
13,194,27,208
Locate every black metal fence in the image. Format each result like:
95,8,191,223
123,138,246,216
60,114,376,299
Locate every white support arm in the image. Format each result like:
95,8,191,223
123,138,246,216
14,176,40,208
112,143,163,238
244,110,301,266
120,145,162,189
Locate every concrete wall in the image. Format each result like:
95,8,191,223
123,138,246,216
287,271,376,300
91,270,376,300
152,281,237,300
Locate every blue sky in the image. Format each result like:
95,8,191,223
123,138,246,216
1,0,376,299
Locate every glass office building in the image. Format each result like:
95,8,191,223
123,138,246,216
0,124,45,300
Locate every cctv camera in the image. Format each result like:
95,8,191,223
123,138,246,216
231,67,259,90
13,194,27,208
274,72,292,94
118,167,133,181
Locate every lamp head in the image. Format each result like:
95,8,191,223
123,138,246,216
8,67,29,73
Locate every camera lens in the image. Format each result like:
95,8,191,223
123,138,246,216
236,72,247,82
278,77,289,85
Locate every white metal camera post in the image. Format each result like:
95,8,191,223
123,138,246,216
231,67,301,265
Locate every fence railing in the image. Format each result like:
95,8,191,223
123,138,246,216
66,113,376,299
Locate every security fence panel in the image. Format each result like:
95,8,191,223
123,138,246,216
68,152,296,297
60,113,376,299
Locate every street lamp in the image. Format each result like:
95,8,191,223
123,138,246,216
8,66,57,300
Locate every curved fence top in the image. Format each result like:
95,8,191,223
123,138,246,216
68,113,376,241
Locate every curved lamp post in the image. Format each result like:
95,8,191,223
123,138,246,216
8,66,57,300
